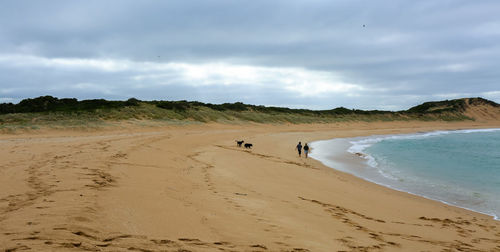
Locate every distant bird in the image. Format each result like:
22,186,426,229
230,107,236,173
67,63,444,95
363,24,365,27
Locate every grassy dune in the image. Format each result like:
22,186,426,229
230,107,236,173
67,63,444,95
1,96,498,131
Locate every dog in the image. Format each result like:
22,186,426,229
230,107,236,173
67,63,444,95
244,143,253,149
236,140,244,147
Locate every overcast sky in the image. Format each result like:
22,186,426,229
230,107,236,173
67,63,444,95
1,0,499,110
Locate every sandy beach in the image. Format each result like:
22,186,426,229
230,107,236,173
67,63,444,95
1,121,500,251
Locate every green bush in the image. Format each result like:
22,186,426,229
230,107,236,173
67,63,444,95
0,96,140,114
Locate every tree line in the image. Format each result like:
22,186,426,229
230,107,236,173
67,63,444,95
1,95,496,116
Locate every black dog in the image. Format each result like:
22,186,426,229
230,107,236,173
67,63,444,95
244,143,253,149
236,140,244,147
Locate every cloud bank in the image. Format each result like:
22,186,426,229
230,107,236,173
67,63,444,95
1,0,499,110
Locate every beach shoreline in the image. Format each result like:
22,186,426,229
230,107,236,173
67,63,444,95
1,121,500,251
309,128,500,222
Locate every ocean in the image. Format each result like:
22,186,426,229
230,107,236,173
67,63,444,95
309,128,500,220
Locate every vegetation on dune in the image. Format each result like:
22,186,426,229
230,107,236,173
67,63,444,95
0,96,498,129
406,97,499,114
0,96,140,114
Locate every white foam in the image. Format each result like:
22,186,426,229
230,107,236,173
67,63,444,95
347,128,500,164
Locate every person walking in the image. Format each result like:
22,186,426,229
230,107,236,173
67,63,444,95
304,143,310,158
296,141,303,157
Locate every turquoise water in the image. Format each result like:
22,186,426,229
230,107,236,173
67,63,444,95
310,129,500,220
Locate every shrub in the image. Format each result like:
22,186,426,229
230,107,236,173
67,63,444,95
156,101,191,111
125,98,141,106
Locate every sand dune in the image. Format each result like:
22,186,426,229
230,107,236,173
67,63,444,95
1,121,500,251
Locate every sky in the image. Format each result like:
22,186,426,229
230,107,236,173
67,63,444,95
1,0,499,110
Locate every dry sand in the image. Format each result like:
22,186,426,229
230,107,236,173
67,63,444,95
1,121,500,251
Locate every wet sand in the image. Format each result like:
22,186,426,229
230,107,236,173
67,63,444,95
1,121,500,251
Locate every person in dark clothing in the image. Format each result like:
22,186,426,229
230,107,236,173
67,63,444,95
296,142,302,157
304,143,310,158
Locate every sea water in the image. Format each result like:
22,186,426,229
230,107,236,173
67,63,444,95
310,129,500,220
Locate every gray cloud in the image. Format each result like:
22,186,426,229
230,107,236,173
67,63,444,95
1,0,499,110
